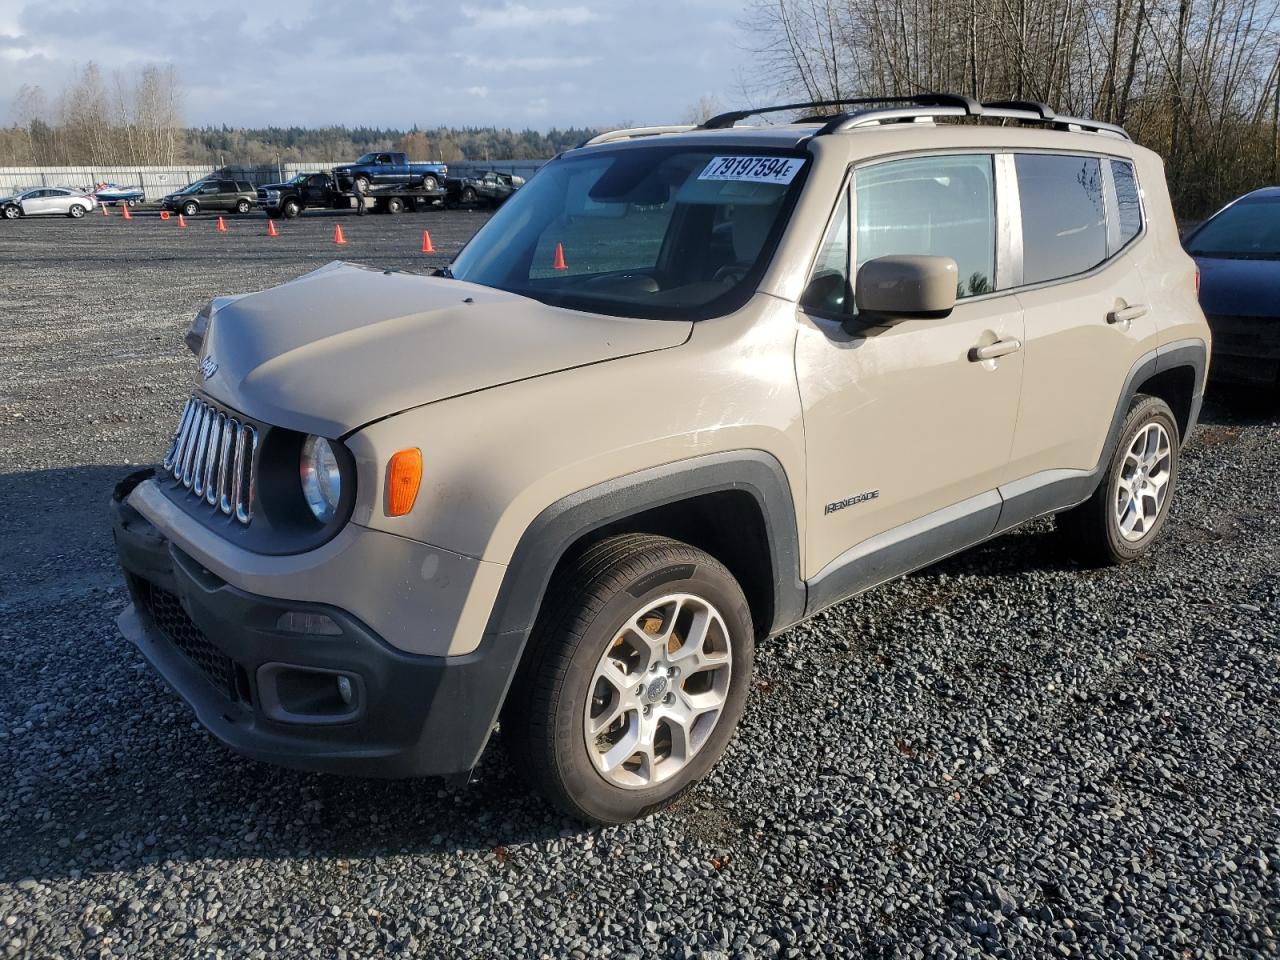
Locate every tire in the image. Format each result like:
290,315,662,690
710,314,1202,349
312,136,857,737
385,196,404,215
3,204,20,219
282,199,301,219
354,176,371,194
235,199,250,214
507,534,754,824
422,175,439,191
1057,394,1180,565
182,201,198,217
68,204,86,218
461,187,477,204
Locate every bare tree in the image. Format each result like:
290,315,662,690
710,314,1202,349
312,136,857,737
743,0,1280,215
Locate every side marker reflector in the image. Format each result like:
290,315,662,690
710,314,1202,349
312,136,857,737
387,448,423,517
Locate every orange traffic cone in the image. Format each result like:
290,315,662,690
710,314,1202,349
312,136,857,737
122,204,132,220
421,230,435,253
552,242,568,271
267,219,279,237
160,210,170,220
216,216,227,233
334,223,347,245
178,214,187,228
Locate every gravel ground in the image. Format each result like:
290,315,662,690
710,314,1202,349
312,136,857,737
1,211,1278,959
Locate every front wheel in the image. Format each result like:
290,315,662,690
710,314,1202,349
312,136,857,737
282,199,301,219
235,199,250,214
507,534,754,824
461,186,477,204
68,204,86,218
182,201,198,217
1057,394,1180,565
422,175,439,191
4,204,21,219
354,176,370,194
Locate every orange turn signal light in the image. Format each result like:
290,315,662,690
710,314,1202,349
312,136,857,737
386,448,423,517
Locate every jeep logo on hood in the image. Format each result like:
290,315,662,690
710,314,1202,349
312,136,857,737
200,356,219,380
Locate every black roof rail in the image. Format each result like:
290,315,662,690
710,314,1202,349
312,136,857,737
981,99,1056,119
700,93,980,130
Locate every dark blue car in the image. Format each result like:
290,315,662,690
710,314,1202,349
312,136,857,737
1183,187,1280,390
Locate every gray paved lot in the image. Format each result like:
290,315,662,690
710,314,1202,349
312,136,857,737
1,211,1278,959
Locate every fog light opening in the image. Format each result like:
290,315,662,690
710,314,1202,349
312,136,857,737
275,610,343,636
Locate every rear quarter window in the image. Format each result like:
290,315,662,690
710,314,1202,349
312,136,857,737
1110,159,1143,248
1015,154,1107,284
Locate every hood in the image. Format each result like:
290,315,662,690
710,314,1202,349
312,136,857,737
1194,255,1280,318
198,261,691,436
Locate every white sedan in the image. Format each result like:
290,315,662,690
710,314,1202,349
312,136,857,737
1,187,98,219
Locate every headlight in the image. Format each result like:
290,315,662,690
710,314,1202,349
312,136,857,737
300,435,342,522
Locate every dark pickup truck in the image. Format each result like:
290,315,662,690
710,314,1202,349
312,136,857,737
257,173,343,218
333,153,448,193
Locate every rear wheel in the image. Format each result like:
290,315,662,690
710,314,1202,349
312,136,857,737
507,534,754,824
1057,394,1180,565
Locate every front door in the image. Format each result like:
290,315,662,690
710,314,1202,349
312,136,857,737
795,153,1024,593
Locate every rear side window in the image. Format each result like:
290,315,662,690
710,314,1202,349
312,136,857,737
1110,159,1142,247
855,154,996,298
1015,154,1107,284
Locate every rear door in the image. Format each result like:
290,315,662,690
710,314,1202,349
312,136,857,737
795,152,1025,583
1006,152,1156,480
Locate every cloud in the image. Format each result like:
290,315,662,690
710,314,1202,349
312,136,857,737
462,2,602,30
465,85,490,98
455,52,599,72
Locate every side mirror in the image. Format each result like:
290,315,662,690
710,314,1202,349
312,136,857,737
854,255,958,320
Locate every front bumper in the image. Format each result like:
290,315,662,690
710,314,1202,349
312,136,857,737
110,470,518,779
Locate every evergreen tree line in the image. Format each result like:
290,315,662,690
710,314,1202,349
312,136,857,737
0,63,596,168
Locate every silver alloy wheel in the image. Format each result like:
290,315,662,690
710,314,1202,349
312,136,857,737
583,593,733,789
1114,421,1173,542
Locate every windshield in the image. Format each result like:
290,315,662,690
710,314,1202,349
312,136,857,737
1187,197,1280,259
448,146,810,319
286,174,308,185
355,153,380,164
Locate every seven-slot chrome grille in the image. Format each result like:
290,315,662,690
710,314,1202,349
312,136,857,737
162,395,258,524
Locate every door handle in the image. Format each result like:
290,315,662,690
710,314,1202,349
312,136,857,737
969,338,1023,362
1108,303,1149,325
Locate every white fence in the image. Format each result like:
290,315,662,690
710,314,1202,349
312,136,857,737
0,160,549,199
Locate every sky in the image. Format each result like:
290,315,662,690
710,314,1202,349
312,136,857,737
0,0,756,130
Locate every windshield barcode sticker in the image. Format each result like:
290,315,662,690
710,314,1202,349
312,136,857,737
698,156,805,184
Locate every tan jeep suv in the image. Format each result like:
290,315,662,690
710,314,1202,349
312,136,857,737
111,95,1209,824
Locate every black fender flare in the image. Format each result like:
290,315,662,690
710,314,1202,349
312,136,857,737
446,450,805,776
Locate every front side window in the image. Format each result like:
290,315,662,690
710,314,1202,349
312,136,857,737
1016,154,1107,284
801,188,851,315
449,147,809,319
854,154,996,299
